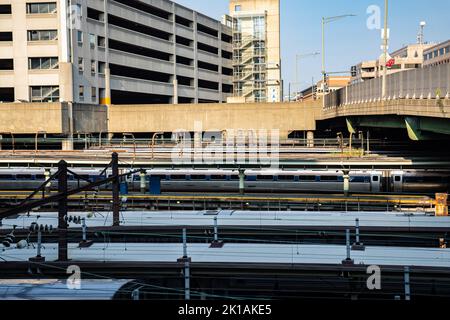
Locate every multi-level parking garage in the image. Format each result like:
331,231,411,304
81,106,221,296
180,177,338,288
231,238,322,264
0,0,234,104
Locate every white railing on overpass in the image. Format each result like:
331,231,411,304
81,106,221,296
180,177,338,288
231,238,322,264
325,63,450,108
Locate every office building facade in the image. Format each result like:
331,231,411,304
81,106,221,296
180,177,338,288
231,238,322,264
351,43,434,84
0,0,234,104
423,40,450,67
227,0,281,103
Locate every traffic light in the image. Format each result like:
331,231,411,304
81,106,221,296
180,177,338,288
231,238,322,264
351,66,357,77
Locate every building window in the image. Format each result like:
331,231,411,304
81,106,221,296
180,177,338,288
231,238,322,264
77,30,83,44
90,60,96,74
445,46,450,54
78,57,84,72
0,59,13,70
26,2,57,14
91,87,97,101
98,61,105,74
0,32,12,41
234,5,241,12
233,19,241,32
76,3,82,16
405,63,419,69
89,34,96,48
253,16,265,40
79,85,84,100
28,57,59,70
27,30,58,41
439,48,445,56
97,36,105,47
0,4,12,14
30,86,59,102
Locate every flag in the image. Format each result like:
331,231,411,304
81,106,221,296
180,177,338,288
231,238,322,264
386,58,395,68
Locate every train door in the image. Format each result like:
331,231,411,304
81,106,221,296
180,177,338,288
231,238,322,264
392,172,403,193
370,173,381,192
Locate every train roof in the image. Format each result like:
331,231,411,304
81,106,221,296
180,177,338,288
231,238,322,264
2,210,446,230
2,242,450,268
0,279,132,300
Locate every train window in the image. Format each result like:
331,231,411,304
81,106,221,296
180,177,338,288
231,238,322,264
211,175,226,180
299,175,316,181
257,175,274,181
394,176,401,182
245,176,257,181
404,176,441,183
320,176,339,182
171,175,187,180
350,176,370,183
35,175,46,180
0,174,13,180
372,176,379,182
230,175,239,180
190,175,206,180
16,174,32,180
133,175,140,181
277,175,294,181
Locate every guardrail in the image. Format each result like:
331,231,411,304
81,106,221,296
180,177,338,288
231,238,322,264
325,63,450,109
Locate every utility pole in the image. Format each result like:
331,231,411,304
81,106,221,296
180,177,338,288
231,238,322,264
381,0,389,99
295,52,320,100
321,17,326,108
58,160,68,261
112,152,120,226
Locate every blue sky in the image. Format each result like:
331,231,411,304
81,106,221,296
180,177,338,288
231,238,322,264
174,0,450,92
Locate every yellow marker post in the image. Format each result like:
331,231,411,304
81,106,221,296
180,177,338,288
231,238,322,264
435,193,448,216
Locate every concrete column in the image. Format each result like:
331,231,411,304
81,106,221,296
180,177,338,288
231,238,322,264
238,169,245,195
140,171,147,194
44,169,51,193
218,22,223,103
343,171,350,197
306,131,314,148
173,79,178,104
193,12,199,104
103,0,111,106
171,2,178,105
62,139,74,151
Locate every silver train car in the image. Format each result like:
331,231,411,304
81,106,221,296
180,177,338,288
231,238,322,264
0,168,448,194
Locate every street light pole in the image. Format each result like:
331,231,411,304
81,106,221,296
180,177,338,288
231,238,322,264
322,17,325,85
381,0,389,100
293,52,320,101
321,14,356,108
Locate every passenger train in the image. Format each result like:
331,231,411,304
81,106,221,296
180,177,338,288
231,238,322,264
0,168,448,194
